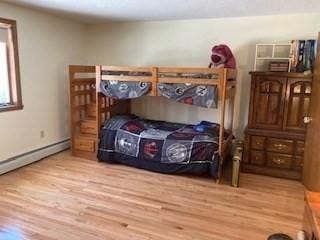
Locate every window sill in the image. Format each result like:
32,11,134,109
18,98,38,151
0,103,23,112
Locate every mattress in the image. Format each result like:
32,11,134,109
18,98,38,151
98,115,229,178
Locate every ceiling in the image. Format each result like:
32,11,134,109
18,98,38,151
3,0,320,23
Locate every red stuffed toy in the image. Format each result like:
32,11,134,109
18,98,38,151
208,44,236,69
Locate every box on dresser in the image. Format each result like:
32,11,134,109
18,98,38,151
242,71,312,180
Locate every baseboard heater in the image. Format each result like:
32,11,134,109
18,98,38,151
0,139,70,175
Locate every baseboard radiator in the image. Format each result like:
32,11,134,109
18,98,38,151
0,139,70,175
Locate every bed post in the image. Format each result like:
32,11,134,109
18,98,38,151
95,65,102,159
95,65,102,131
229,77,236,142
216,68,228,183
151,66,158,96
95,65,101,92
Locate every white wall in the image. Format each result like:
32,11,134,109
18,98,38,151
0,3,87,161
86,14,320,137
1,5,319,161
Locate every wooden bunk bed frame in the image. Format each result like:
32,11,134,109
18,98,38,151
69,65,237,181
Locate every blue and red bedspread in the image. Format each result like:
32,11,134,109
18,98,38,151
98,115,229,177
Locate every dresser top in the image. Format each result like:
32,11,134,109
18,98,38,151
249,71,313,78
306,191,320,237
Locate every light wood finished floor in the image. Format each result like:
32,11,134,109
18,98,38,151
0,151,305,240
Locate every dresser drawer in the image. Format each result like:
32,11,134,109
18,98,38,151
250,150,265,166
296,141,305,155
294,156,304,171
80,120,97,135
251,136,265,150
266,153,293,169
267,138,294,154
74,137,95,152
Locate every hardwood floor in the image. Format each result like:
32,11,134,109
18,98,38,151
0,151,305,240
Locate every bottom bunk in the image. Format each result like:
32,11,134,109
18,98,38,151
97,114,231,178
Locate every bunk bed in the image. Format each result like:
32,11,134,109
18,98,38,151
69,65,237,182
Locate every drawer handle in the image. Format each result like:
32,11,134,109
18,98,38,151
274,143,287,150
297,147,304,152
273,158,285,165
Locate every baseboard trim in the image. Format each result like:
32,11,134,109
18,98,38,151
0,139,70,175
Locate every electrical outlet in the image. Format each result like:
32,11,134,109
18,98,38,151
40,130,45,138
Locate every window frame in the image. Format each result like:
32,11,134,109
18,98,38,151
0,17,22,112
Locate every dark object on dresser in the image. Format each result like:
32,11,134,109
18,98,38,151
267,233,293,240
243,72,312,180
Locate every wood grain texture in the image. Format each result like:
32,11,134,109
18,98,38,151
101,75,153,82
303,191,320,239
69,65,97,160
243,130,305,180
303,34,320,191
157,77,220,85
283,78,312,132
0,151,305,240
250,75,287,130
244,72,312,180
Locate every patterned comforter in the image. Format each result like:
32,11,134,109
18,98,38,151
100,71,151,99
98,115,228,177
99,71,218,108
157,83,218,108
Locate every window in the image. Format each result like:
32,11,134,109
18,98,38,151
0,18,22,112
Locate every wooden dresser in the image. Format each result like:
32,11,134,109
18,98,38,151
303,192,320,240
243,72,312,180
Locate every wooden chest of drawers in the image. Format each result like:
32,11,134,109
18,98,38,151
243,72,312,180
243,128,305,180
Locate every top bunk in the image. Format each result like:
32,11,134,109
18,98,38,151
96,65,237,102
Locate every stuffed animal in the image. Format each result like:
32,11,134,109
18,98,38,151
208,44,236,69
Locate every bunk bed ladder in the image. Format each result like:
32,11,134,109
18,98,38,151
69,65,98,160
